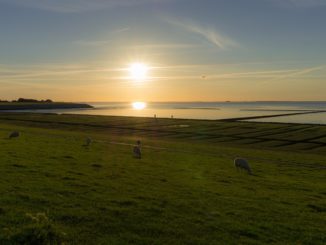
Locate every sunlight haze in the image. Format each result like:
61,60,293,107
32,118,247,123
0,0,325,101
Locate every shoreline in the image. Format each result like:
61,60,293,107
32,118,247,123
0,111,325,126
0,103,325,125
1,111,326,126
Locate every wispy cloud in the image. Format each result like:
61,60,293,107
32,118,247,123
73,40,110,47
72,27,129,46
0,0,176,13
150,65,325,81
291,0,326,7
164,18,238,50
0,64,121,81
72,40,110,47
1,63,324,86
152,69,299,81
128,43,199,50
268,65,325,81
271,0,326,8
111,27,130,34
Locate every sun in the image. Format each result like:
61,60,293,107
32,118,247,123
132,102,147,110
128,63,149,81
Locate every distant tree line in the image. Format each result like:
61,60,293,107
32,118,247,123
0,98,53,103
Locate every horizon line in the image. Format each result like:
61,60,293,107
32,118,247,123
76,100,326,103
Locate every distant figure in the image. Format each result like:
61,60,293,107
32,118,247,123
133,140,142,159
85,137,92,147
9,131,20,139
154,114,156,118
234,157,252,175
171,115,174,119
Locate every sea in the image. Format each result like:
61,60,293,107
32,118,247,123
5,101,326,125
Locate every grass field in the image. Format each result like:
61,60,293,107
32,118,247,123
0,113,325,244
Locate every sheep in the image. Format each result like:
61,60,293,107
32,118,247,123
9,131,20,139
85,137,92,147
234,157,252,175
133,140,142,159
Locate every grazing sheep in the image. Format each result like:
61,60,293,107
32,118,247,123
234,157,252,175
85,137,92,146
133,140,142,159
9,131,20,139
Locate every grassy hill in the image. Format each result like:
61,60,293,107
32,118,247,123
0,113,325,244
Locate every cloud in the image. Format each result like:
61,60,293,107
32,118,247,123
271,0,326,8
164,18,238,50
268,65,325,81
0,64,118,81
151,65,326,81
290,0,326,7
1,63,324,86
73,40,110,47
128,43,199,50
152,69,299,81
216,66,325,80
72,27,130,46
0,0,175,13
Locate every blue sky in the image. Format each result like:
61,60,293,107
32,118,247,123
0,0,325,101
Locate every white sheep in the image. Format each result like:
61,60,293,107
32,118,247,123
9,131,20,139
133,140,142,159
234,157,252,175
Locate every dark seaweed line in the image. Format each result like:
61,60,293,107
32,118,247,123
219,110,326,122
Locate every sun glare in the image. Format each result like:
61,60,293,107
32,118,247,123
132,102,147,110
129,63,149,81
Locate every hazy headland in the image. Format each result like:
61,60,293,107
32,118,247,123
0,98,92,111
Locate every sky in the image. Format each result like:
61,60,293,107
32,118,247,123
0,0,325,102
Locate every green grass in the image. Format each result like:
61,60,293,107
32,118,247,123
0,113,325,244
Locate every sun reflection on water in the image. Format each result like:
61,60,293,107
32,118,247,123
132,102,147,110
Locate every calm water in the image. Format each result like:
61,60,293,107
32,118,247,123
4,101,326,124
